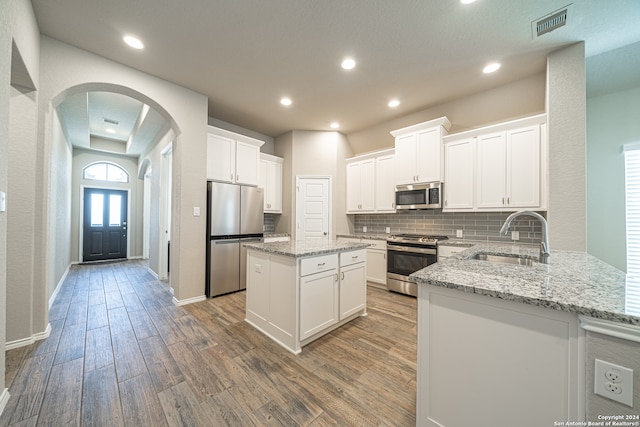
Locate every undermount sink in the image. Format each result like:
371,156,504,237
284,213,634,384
473,253,535,266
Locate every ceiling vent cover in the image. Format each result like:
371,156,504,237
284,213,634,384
533,4,572,38
103,117,120,125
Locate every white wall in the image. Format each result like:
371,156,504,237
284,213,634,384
586,87,640,272
38,36,209,305
546,43,587,252
70,149,143,263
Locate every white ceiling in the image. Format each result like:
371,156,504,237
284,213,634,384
33,0,640,150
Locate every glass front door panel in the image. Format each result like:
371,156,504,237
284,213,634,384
91,193,104,226
109,194,122,226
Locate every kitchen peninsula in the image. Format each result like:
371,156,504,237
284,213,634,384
243,239,369,354
411,243,640,427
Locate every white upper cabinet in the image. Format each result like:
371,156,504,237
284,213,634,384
391,117,451,186
207,126,264,186
444,137,475,211
259,153,283,213
442,113,547,212
345,149,395,214
346,158,375,213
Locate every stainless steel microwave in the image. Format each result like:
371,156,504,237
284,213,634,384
395,182,442,209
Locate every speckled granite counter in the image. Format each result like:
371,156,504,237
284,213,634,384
410,243,640,326
263,233,290,239
336,233,389,241
244,239,369,258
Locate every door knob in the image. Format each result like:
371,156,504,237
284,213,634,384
323,232,327,235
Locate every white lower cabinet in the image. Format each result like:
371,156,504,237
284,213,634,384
246,248,366,354
337,237,387,285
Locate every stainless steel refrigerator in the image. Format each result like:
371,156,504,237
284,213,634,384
206,181,264,297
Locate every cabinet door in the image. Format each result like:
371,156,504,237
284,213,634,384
416,127,441,183
444,139,475,210
366,248,387,284
395,133,418,185
360,159,375,211
258,159,269,207
207,133,235,182
375,155,396,212
346,162,362,213
270,160,282,213
340,262,366,319
235,140,259,186
300,270,339,340
476,132,506,209
507,125,540,208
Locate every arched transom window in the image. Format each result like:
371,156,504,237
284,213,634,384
83,162,129,183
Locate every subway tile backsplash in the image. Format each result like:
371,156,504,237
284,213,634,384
263,214,277,233
352,210,543,244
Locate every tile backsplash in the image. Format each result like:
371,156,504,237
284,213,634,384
351,210,543,244
263,214,277,233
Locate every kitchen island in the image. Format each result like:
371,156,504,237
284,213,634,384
411,243,640,427
243,239,369,354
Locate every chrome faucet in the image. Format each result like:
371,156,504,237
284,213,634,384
499,211,550,264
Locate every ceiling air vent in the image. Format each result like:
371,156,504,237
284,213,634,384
533,4,572,38
103,117,119,125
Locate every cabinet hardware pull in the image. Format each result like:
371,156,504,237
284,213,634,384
335,273,338,281
507,197,510,205
352,256,358,259
317,262,326,266
341,272,345,280
502,197,505,205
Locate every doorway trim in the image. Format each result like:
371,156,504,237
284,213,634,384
159,142,173,282
79,184,131,263
295,175,332,241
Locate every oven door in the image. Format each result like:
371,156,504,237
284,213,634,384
387,244,437,278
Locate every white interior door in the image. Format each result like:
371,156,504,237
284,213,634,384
296,177,331,242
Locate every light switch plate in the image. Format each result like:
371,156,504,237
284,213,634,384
193,207,200,217
0,191,5,212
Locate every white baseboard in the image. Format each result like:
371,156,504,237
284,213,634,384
5,323,51,350
128,256,143,260
173,294,206,306
0,388,10,417
147,267,159,279
49,263,73,309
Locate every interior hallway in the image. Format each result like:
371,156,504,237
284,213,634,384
1,260,417,426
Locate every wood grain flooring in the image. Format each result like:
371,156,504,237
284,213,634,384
0,260,417,426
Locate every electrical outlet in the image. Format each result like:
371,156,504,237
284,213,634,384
456,229,463,238
511,231,520,241
594,359,634,407
385,227,390,234
362,226,367,233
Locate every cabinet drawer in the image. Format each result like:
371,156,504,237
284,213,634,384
365,239,387,250
300,254,338,277
340,249,367,267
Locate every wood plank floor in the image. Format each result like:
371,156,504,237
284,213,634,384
1,260,417,426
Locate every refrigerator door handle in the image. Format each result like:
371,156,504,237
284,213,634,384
214,239,240,244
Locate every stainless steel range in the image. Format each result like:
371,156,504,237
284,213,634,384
386,234,448,297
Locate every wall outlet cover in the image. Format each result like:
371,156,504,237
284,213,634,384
385,227,391,234
594,358,634,407
456,229,463,238
511,231,520,241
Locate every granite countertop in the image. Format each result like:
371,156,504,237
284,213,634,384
410,243,640,326
336,233,389,241
245,239,370,258
263,233,290,238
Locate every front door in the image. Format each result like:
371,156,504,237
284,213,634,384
296,177,331,241
83,188,128,262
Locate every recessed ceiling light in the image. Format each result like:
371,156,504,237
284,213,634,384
341,58,356,70
388,99,400,108
330,122,340,129
105,128,116,134
483,62,501,73
280,97,292,106
123,35,144,49
461,0,477,4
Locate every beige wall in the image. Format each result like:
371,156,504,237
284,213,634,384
547,43,587,251
70,149,144,263
275,130,353,239
0,0,41,396
348,72,546,155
